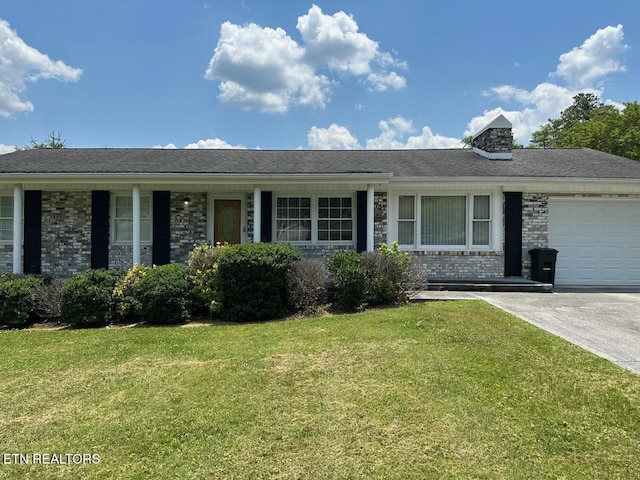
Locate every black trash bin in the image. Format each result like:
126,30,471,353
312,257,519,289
529,248,558,284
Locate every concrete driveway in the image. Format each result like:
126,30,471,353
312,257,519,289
474,290,640,374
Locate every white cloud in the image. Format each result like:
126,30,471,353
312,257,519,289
0,143,16,154
476,25,628,143
205,5,406,112
307,124,361,149
154,139,245,149
366,116,462,149
0,18,82,117
185,138,245,149
553,24,628,88
205,21,330,112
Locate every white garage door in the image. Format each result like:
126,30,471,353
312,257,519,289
548,199,640,285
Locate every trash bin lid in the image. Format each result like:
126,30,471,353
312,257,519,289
528,247,559,254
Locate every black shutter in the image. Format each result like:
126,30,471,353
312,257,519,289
91,191,110,269
152,191,171,265
260,191,272,243
356,191,367,253
504,192,523,277
23,190,42,275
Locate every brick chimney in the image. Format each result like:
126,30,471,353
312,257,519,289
472,114,512,160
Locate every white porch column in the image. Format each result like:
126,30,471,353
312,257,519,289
366,184,375,252
12,184,23,274
253,186,262,243
132,184,141,265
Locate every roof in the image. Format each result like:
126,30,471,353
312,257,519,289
2,147,640,180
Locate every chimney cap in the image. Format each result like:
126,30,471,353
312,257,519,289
472,114,512,140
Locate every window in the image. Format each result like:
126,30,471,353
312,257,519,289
318,197,352,241
397,194,493,249
0,196,13,242
114,195,151,243
398,196,415,245
275,195,355,243
276,197,311,242
472,195,491,246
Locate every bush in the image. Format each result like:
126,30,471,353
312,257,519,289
327,251,367,312
32,278,67,322
363,243,428,305
114,263,191,325
362,242,412,305
287,259,328,314
187,243,226,315
61,269,122,328
217,243,301,322
0,276,42,328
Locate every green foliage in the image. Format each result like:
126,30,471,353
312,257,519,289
362,242,411,305
187,243,226,315
216,243,301,322
287,259,328,314
0,276,42,328
327,251,367,312
529,94,640,160
16,130,66,150
115,264,191,325
61,269,122,328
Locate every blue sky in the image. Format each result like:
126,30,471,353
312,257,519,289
1,0,638,153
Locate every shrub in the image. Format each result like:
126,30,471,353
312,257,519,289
363,243,428,305
32,278,67,322
0,276,42,328
217,243,301,322
362,242,412,305
114,263,191,325
287,259,328,314
327,251,367,312
187,243,226,315
61,269,122,328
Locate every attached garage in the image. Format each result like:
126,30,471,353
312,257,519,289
548,198,640,286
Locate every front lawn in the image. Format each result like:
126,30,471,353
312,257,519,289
1,301,638,479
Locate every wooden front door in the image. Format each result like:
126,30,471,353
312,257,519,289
214,200,242,244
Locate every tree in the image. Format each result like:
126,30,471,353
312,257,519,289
529,95,640,160
17,131,66,150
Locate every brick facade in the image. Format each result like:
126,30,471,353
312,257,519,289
472,127,512,154
42,192,92,276
521,193,549,278
170,192,208,264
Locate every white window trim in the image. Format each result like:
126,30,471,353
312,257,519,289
272,193,356,245
392,191,502,252
110,192,153,245
0,194,13,245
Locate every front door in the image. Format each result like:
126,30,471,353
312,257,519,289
214,200,242,244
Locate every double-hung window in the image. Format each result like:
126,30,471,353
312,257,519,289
318,197,353,241
275,195,355,243
398,194,493,249
276,197,312,242
0,196,13,242
113,195,152,243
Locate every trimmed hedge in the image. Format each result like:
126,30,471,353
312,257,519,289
114,263,191,324
327,251,367,312
217,243,301,322
61,269,122,328
0,276,42,328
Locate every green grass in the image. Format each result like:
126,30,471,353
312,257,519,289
0,301,638,479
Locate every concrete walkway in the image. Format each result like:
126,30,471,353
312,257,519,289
413,290,640,374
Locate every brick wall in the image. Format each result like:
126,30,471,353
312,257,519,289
521,193,549,278
170,192,208,263
41,191,92,277
0,244,11,273
410,250,504,279
473,127,512,154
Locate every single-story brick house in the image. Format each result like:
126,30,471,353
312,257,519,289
2,115,640,286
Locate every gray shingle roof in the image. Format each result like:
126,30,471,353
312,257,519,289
2,147,640,179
